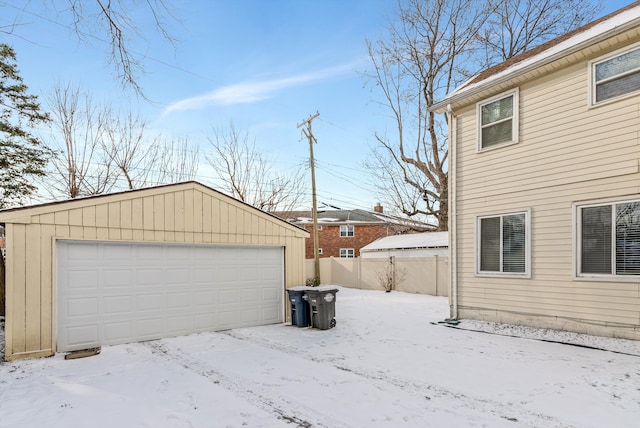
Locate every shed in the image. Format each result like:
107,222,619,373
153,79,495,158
0,181,309,361
360,232,448,259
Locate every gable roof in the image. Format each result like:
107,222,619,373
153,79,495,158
0,181,307,233
430,2,640,112
275,209,434,230
361,231,448,252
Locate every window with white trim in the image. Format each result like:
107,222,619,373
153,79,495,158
340,248,355,258
477,211,529,275
477,89,518,150
317,248,323,255
591,44,640,105
340,225,354,237
577,199,640,277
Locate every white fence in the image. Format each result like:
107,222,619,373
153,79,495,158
304,256,449,297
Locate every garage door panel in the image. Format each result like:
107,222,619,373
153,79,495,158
102,269,132,287
136,293,164,311
194,313,218,331
136,269,165,285
104,322,133,342
57,241,284,352
66,297,99,318
103,295,134,314
66,270,99,289
194,290,218,306
65,324,99,347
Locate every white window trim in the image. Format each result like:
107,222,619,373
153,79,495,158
317,248,323,255
588,41,640,108
340,248,355,258
476,88,519,152
573,196,640,282
340,225,355,237
475,208,531,278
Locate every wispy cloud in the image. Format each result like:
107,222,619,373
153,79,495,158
163,61,360,115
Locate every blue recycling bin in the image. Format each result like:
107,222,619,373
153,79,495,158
287,287,310,327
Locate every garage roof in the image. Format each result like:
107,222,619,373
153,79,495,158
0,181,307,234
361,231,448,252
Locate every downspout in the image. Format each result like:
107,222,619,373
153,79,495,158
448,104,459,320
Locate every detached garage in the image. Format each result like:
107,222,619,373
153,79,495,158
0,181,308,361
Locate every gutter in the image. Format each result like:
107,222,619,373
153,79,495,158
448,105,458,320
430,13,640,113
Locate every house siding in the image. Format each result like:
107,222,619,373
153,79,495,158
1,182,308,360
453,34,640,339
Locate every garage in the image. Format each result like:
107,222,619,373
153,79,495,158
0,181,308,360
57,241,284,352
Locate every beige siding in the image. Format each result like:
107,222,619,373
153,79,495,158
0,182,308,360
453,37,640,339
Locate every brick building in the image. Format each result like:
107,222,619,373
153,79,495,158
276,204,433,259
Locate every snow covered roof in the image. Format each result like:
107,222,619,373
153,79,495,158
275,209,434,229
361,231,448,252
431,2,640,112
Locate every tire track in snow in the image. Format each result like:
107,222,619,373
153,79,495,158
143,340,348,428
222,331,577,428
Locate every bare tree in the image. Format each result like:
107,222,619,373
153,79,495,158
2,1,180,96
101,113,200,189
46,84,201,197
366,0,601,230
46,83,116,198
111,135,200,189
477,0,602,66
205,123,306,212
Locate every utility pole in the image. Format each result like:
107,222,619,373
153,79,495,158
297,111,321,286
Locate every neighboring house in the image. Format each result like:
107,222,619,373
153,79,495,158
360,231,448,259
0,181,308,361
277,204,433,259
430,3,640,340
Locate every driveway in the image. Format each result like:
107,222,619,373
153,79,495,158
1,287,639,427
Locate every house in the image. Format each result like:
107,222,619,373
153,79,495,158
0,181,308,361
430,3,640,340
360,231,448,259
277,204,433,259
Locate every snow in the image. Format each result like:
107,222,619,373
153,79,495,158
362,231,448,251
1,287,639,427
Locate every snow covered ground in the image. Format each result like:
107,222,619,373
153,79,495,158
1,287,639,427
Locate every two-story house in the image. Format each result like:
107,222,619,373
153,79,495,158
277,204,433,259
431,3,640,340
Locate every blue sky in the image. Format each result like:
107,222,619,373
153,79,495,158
1,0,633,212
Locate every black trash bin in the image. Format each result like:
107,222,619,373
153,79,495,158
306,287,338,330
287,287,310,327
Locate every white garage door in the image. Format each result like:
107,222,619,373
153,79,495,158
56,241,284,352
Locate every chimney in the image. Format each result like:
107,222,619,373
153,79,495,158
374,203,383,213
